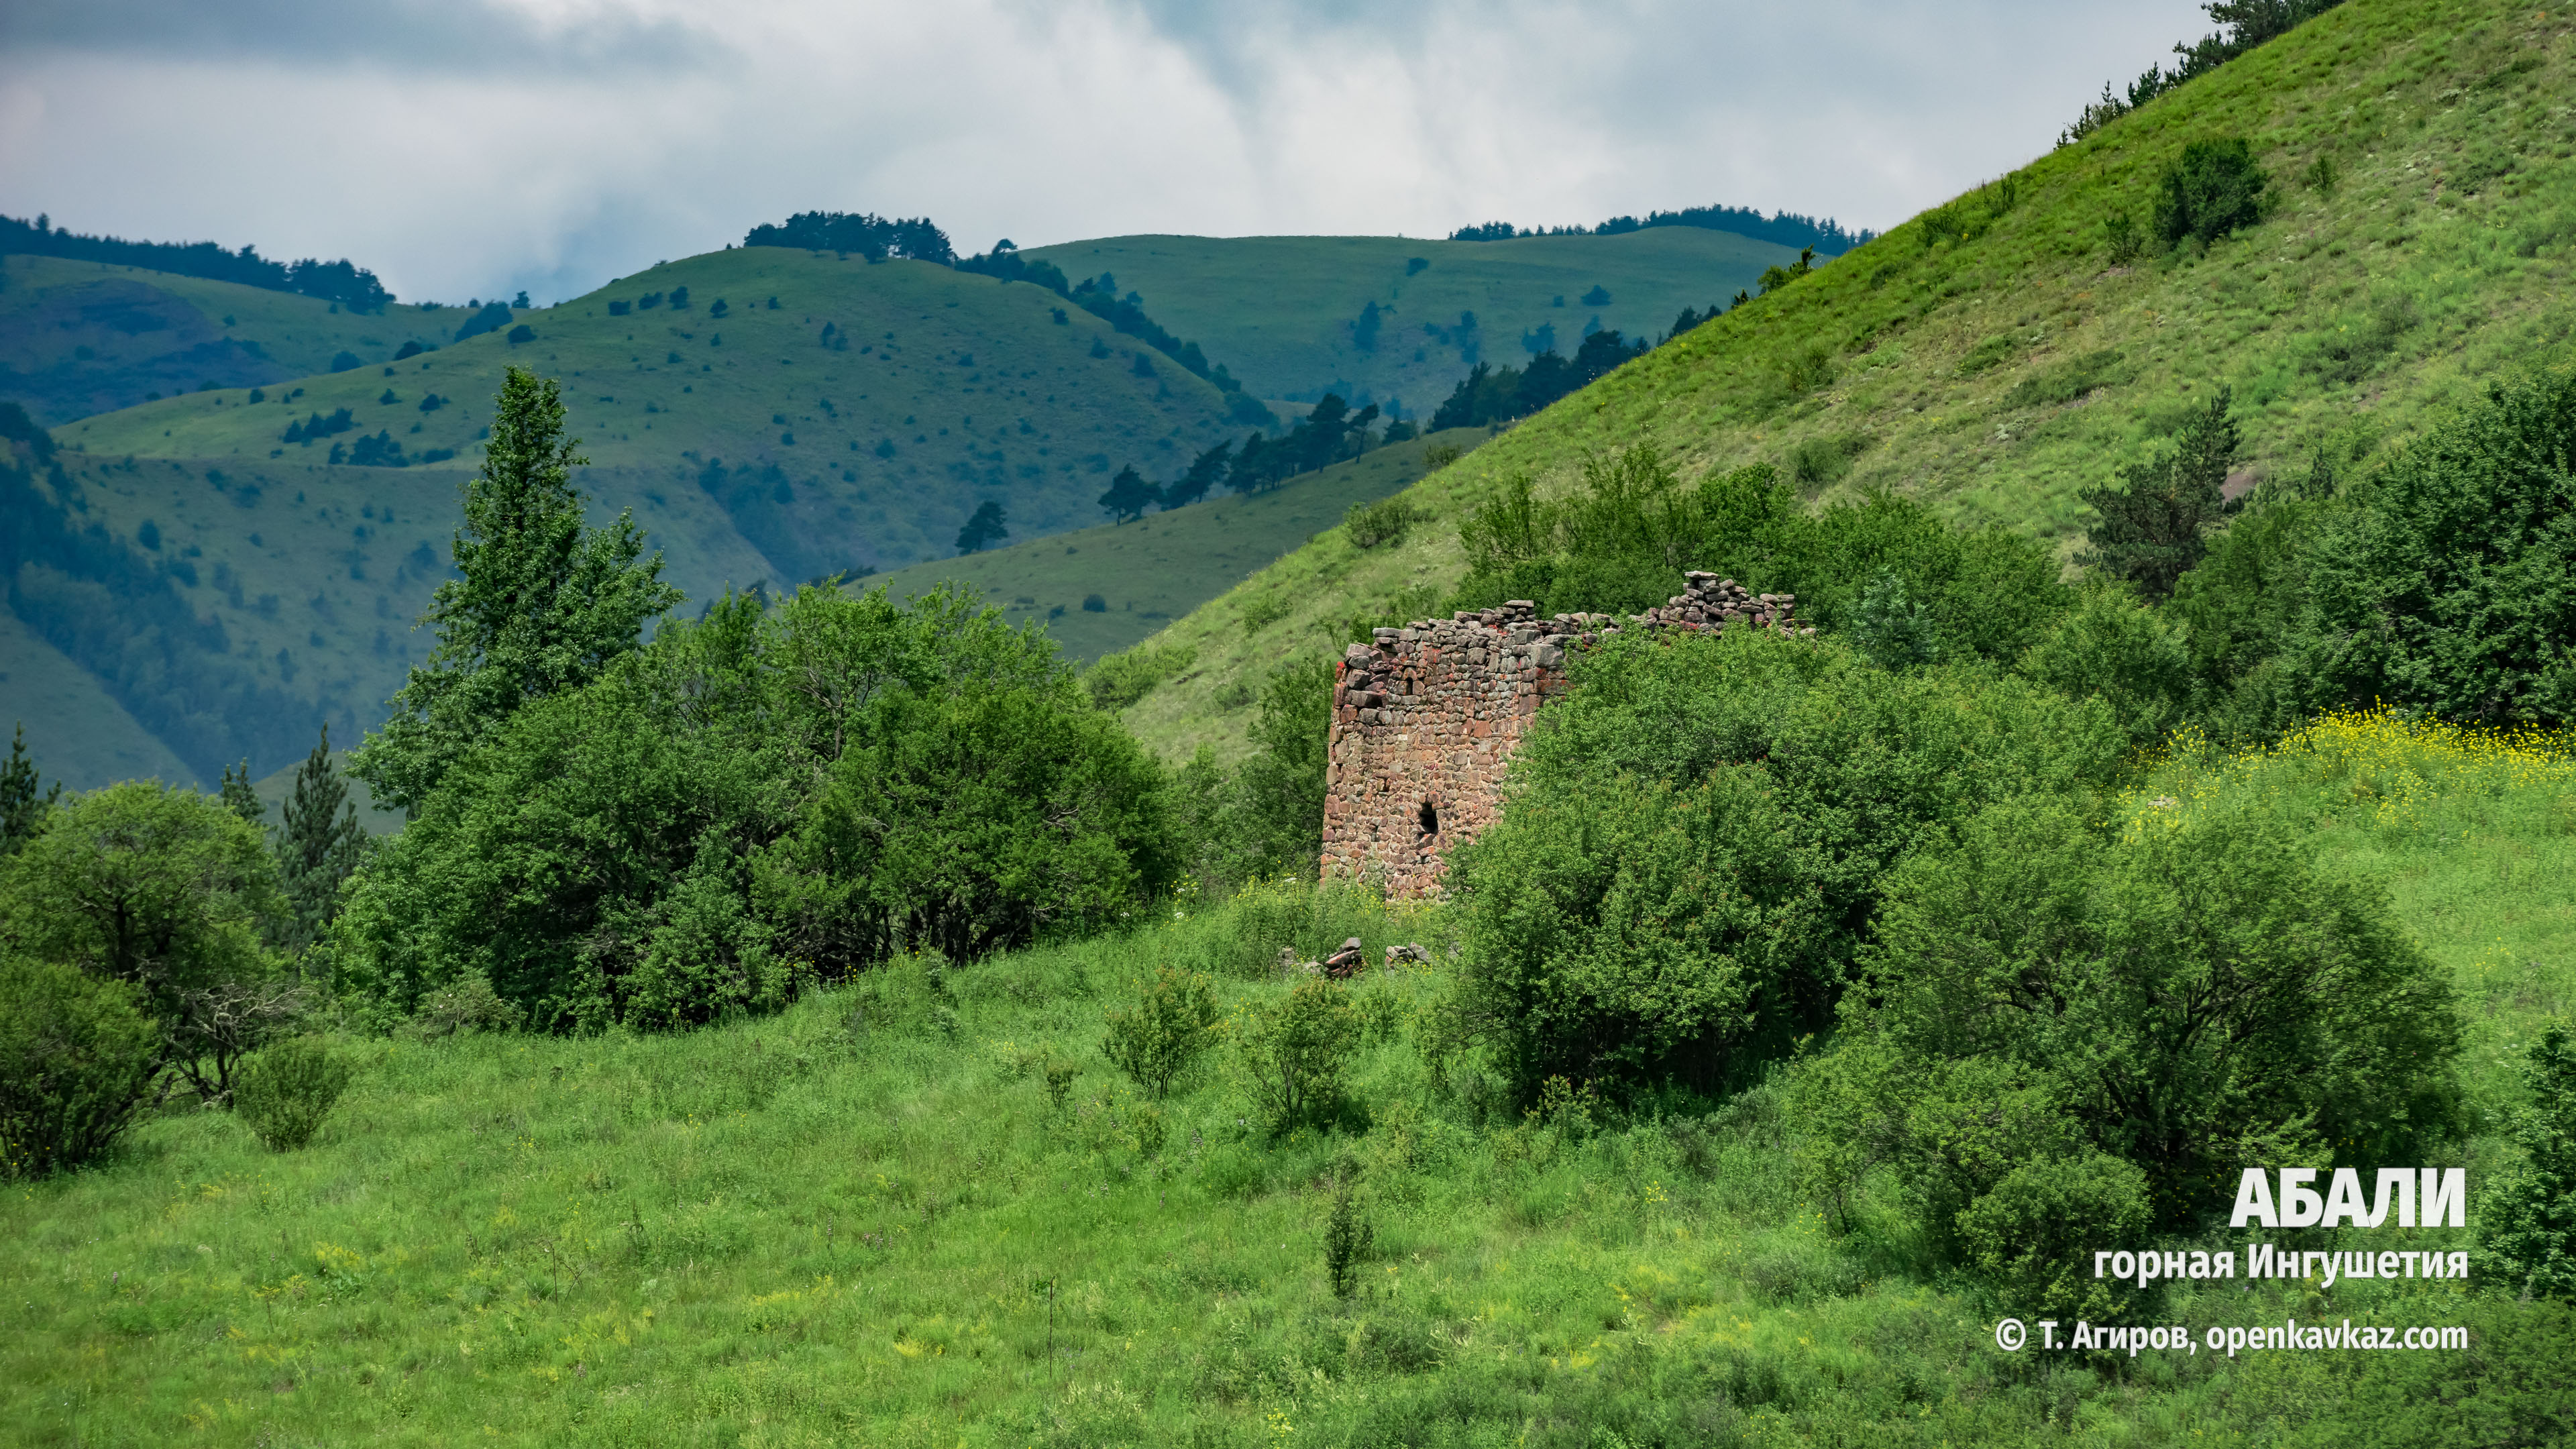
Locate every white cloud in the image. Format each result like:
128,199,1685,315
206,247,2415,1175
0,0,2208,303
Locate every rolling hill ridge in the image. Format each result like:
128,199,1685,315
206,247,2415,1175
1115,0,2576,765
1021,227,1803,413
7,223,1799,790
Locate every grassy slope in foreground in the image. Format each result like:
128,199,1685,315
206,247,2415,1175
0,254,493,426
1122,0,2576,765
1024,227,1800,411
869,428,1479,663
1,717,2565,1444
57,248,1242,578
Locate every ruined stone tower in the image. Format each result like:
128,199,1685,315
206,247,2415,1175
1321,573,1802,898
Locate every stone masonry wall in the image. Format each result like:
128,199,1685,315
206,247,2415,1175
1322,572,1803,898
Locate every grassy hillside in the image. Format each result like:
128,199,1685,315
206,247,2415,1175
871,428,1480,663
1024,229,1802,413
0,255,489,427
4,714,2567,1446
61,249,1245,578
5,448,784,791
1121,0,2576,765
11,250,1260,787
0,606,193,786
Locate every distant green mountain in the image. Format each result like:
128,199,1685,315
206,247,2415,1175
1021,227,1803,413
6,226,1815,791
11,248,1249,788
63,247,1245,576
0,254,491,425
869,427,1481,662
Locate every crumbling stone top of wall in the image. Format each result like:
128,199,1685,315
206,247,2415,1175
1325,570,1812,898
1343,571,1808,669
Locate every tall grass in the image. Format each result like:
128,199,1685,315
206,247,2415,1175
6,761,2573,1444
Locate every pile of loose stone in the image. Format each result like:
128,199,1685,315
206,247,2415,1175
1631,572,1807,635
1354,572,1805,663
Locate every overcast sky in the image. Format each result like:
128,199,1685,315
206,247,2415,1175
0,0,2208,306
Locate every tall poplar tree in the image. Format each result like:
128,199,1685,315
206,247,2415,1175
1,722,60,853
353,367,680,813
275,724,368,952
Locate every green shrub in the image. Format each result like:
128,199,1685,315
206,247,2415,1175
1917,202,1988,250
399,971,525,1038
231,1036,356,1150
2288,368,2576,724
1849,570,1940,669
1456,631,2122,1102
2018,582,2194,751
2103,210,2145,264
1785,432,1870,488
1083,643,1196,711
1860,798,2461,1225
1207,657,1335,882
2306,293,2416,384
2477,1026,2576,1301
1238,595,1289,633
1453,454,2067,665
1344,495,1424,549
343,585,1177,1032
1234,977,1359,1132
1324,1176,1374,1299
1102,965,1220,1098
1952,335,2017,378
1774,343,1839,398
2,780,288,1102
0,957,160,1177
1421,443,1463,470
1953,1151,2153,1322
2153,137,2267,248
2002,348,2130,409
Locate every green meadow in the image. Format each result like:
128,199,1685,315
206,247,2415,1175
5,712,2571,1446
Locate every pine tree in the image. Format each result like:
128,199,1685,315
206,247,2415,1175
955,500,1009,555
1,722,61,853
1097,466,1160,524
2078,386,2243,600
275,724,369,952
352,366,681,814
218,760,265,825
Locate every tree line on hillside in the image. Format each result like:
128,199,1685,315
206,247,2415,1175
1421,256,1813,434
1,213,395,311
2060,0,2346,146
1450,204,1875,254
743,217,1272,425
1066,258,1816,535
1066,394,1417,535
